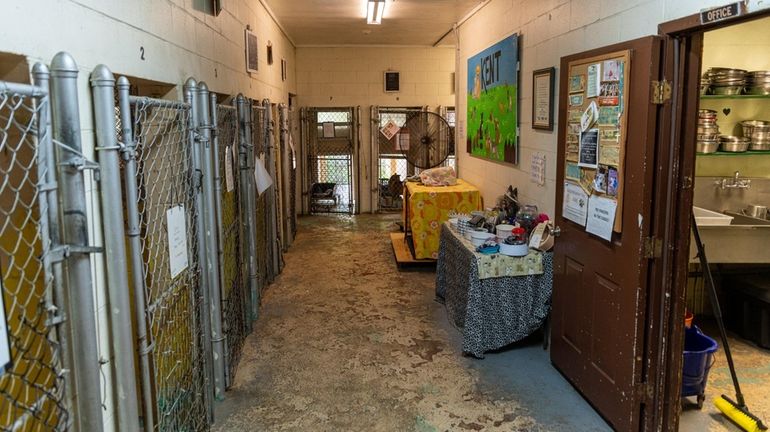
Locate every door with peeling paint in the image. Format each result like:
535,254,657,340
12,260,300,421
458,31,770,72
551,36,663,431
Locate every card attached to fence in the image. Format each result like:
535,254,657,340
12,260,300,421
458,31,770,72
0,269,13,375
166,205,189,279
254,154,273,195
225,145,235,192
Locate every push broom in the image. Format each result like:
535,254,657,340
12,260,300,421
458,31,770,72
691,211,767,432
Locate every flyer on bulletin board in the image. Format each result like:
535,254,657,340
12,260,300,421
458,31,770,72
585,195,618,241
563,181,589,226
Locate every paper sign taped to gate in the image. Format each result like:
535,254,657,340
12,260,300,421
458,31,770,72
166,205,189,279
254,154,273,195
225,145,235,192
380,120,400,141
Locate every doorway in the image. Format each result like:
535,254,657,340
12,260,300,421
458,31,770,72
656,11,770,431
302,107,358,215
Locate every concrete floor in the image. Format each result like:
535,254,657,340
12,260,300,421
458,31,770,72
213,214,769,431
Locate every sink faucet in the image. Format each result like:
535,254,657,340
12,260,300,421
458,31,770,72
716,171,751,189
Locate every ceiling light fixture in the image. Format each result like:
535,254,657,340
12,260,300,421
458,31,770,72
366,0,386,25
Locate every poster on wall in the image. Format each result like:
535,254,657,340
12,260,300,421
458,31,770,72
466,34,519,164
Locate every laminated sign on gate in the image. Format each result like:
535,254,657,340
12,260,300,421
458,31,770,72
166,205,189,279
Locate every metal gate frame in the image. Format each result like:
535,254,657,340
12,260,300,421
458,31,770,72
302,107,358,215
0,65,75,432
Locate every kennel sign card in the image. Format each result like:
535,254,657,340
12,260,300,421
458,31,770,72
167,205,189,279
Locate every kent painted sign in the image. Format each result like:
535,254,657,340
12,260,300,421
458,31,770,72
466,34,519,164
700,2,745,25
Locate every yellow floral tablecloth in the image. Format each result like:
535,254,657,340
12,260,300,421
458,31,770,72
405,179,482,259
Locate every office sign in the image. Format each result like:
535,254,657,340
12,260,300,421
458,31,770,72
700,2,745,25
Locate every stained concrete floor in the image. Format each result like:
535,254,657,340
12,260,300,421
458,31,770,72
213,214,769,431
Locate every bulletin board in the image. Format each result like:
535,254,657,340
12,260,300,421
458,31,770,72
563,50,630,234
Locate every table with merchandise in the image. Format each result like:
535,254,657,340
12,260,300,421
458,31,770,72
435,223,553,358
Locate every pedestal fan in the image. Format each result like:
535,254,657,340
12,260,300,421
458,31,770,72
396,111,454,169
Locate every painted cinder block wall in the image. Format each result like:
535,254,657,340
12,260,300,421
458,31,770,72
295,46,456,213
1,1,296,430
455,0,770,217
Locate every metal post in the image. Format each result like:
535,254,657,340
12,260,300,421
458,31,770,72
279,104,292,250
185,78,215,422
370,105,379,213
49,51,104,432
237,96,259,323
90,65,141,432
116,76,156,432
263,99,281,278
209,94,229,379
31,63,75,425
196,83,226,400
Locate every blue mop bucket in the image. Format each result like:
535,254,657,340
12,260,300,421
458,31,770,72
681,325,718,407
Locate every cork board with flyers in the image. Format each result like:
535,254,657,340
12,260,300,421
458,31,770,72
563,50,630,234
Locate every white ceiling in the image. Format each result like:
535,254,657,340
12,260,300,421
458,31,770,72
263,0,485,46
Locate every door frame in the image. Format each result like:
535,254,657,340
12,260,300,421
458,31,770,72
651,7,770,431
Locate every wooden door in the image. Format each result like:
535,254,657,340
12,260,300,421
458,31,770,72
551,36,663,431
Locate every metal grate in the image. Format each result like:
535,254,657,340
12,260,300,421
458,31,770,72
215,105,247,388
376,108,421,212
0,82,68,430
251,105,270,288
124,98,207,432
307,109,354,214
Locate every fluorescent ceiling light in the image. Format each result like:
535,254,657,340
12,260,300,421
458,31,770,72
367,0,386,25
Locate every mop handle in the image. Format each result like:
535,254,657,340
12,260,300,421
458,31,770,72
690,211,745,407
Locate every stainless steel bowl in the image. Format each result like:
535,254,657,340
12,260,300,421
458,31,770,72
712,86,744,95
697,126,720,135
747,87,770,95
696,141,719,153
720,136,750,152
697,133,720,141
749,142,770,151
741,120,770,137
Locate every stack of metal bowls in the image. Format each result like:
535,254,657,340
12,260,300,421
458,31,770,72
720,135,750,152
697,109,720,153
746,71,770,95
741,120,770,151
706,68,747,95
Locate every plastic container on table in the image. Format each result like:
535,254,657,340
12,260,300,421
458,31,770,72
681,325,718,409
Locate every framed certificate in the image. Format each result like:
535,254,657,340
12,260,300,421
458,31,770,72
532,67,555,130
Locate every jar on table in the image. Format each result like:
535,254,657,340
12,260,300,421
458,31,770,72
516,205,539,234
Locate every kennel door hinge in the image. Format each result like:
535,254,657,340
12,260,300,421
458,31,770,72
651,79,672,105
49,244,104,263
643,236,663,259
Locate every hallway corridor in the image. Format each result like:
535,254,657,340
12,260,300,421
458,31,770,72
213,215,609,431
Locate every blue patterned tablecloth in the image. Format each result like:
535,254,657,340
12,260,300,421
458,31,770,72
435,225,553,358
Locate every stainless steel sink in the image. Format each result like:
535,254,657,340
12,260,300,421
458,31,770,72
724,211,770,226
690,210,770,264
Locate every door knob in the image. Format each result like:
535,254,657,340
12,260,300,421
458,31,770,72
552,225,562,237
